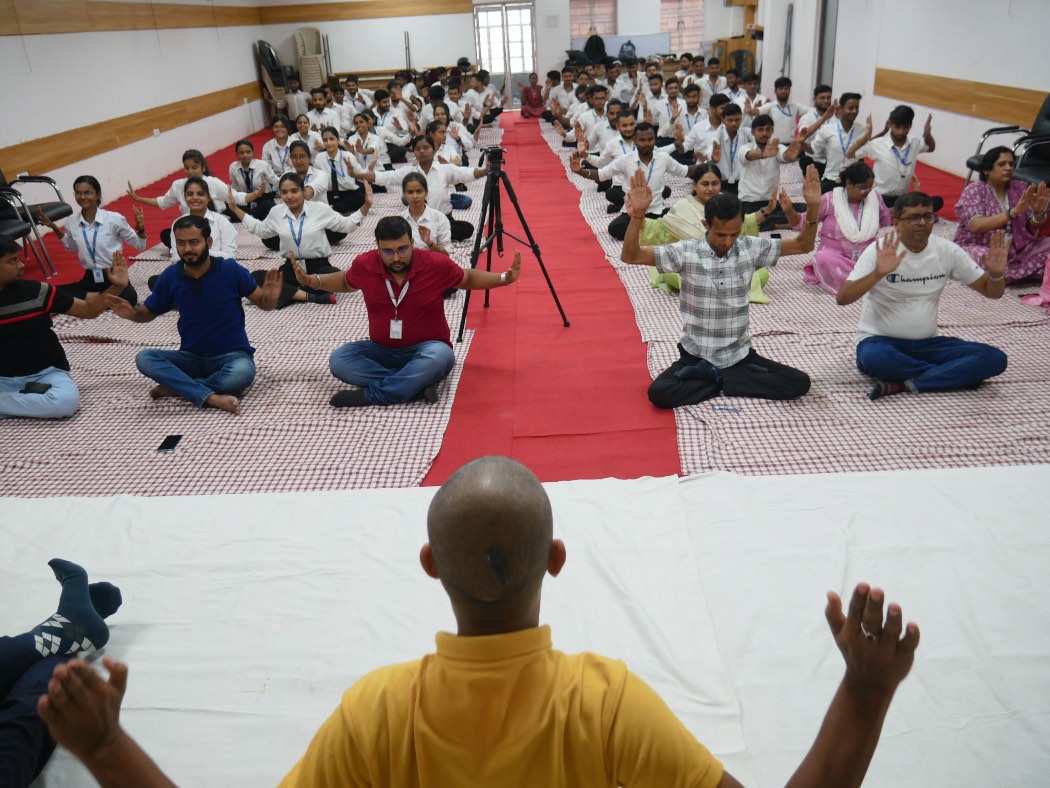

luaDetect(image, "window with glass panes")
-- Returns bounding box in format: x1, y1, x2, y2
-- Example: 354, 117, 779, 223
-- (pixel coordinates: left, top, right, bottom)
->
569, 0, 616, 38
660, 0, 705, 54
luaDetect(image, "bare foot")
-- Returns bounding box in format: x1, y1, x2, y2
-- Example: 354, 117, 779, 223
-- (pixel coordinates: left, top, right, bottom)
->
149, 385, 178, 399
204, 394, 241, 414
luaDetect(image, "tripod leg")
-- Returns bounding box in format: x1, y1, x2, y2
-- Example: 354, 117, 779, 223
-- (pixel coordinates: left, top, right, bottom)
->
483, 182, 500, 308
498, 171, 570, 327
457, 171, 496, 343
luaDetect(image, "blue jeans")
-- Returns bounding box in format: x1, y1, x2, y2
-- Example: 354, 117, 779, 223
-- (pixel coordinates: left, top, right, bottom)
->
135, 349, 256, 407
0, 368, 79, 420
856, 335, 1007, 392
329, 340, 455, 405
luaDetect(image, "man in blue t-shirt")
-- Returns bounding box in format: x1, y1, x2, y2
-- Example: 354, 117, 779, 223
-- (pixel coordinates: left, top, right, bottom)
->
105, 215, 283, 415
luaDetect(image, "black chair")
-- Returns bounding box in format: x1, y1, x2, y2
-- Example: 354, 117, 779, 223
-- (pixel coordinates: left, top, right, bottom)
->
0, 170, 73, 277
965, 94, 1050, 185
0, 190, 52, 277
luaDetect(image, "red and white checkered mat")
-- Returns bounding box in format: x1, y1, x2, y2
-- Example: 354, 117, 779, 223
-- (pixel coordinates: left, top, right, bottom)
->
1, 329, 473, 497
1, 128, 517, 497
648, 322, 1050, 476
537, 120, 1050, 475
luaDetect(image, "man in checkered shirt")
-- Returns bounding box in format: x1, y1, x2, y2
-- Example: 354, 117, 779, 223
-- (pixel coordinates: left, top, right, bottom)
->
621, 166, 823, 408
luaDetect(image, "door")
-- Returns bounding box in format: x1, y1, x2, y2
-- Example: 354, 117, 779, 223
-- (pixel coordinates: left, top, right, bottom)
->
474, 3, 536, 107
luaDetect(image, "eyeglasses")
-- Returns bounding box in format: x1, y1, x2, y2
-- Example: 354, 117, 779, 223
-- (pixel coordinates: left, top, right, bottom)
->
379, 245, 412, 260
901, 213, 939, 226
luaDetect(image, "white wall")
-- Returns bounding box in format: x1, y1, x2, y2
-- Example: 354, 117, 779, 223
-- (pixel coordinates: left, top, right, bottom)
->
703, 1, 745, 43
617, 0, 658, 36
534, 0, 572, 75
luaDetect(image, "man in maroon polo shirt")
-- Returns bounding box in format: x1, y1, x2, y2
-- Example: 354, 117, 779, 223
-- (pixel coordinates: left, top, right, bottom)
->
292, 215, 520, 406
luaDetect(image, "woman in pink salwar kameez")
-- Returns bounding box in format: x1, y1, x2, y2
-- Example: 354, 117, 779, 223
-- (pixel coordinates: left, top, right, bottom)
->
797, 161, 893, 295
953, 146, 1050, 283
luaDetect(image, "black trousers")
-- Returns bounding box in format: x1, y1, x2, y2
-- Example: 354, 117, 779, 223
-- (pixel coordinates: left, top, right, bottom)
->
448, 213, 474, 242
387, 143, 408, 163
884, 193, 945, 212
820, 178, 840, 194
252, 257, 341, 308
739, 199, 805, 231
328, 187, 366, 215
798, 154, 826, 180
57, 268, 138, 306
224, 195, 276, 223
608, 209, 666, 241
648, 344, 811, 409
0, 650, 64, 788
606, 185, 671, 211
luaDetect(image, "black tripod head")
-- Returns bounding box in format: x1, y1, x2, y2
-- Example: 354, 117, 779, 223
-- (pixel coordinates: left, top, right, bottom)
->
481, 145, 507, 175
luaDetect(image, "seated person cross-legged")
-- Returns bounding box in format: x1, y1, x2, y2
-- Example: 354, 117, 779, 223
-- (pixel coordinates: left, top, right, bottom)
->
837, 193, 1009, 401
621, 166, 823, 409
0, 239, 131, 420
290, 216, 519, 408
104, 215, 285, 415
38, 456, 921, 788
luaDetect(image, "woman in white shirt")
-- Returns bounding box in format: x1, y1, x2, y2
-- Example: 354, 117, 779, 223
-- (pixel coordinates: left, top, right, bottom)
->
39, 175, 144, 305
127, 149, 239, 247
227, 172, 372, 308
169, 177, 239, 262
347, 113, 381, 175
315, 127, 365, 215
400, 172, 452, 254
261, 115, 293, 175
227, 139, 278, 221
290, 114, 324, 153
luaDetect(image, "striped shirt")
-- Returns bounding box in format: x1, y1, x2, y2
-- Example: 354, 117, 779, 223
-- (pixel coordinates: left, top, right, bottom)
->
654, 235, 781, 367
0, 281, 75, 376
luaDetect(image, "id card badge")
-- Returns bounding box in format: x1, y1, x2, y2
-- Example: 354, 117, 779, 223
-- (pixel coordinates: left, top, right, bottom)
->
390, 319, 403, 340
92, 269, 105, 284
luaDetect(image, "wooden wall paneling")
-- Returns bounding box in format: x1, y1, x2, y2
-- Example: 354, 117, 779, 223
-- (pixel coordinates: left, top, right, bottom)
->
1, 0, 468, 36
874, 68, 1046, 129
0, 83, 261, 177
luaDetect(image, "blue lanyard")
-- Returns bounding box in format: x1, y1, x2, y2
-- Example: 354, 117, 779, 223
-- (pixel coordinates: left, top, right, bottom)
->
685, 112, 697, 130
277, 145, 289, 168
891, 144, 912, 167
328, 155, 345, 177
287, 214, 306, 254
728, 135, 739, 163
81, 222, 100, 263
837, 123, 855, 155
775, 103, 793, 117
377, 111, 387, 127
620, 140, 635, 154
637, 158, 655, 183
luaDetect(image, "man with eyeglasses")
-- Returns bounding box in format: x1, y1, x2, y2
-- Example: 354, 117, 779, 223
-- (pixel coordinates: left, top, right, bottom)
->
291, 216, 520, 407
837, 192, 1009, 401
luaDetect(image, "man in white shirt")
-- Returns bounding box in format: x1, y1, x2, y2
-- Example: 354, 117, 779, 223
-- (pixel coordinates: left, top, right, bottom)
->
678, 94, 730, 164
699, 58, 727, 106
419, 86, 461, 128
370, 89, 410, 165
807, 92, 862, 192
702, 103, 754, 193
720, 69, 744, 105
837, 194, 1009, 401
737, 72, 766, 129
283, 76, 310, 120
562, 85, 609, 148
395, 71, 423, 112
612, 59, 639, 105
846, 104, 941, 211
584, 98, 623, 154
674, 53, 693, 81
571, 122, 699, 239
652, 77, 686, 145
544, 67, 578, 127
737, 115, 805, 227
795, 84, 834, 179
756, 77, 809, 142
682, 56, 707, 89
581, 112, 638, 211
307, 89, 340, 134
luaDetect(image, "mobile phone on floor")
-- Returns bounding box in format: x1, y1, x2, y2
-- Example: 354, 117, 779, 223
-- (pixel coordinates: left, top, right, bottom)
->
157, 435, 183, 453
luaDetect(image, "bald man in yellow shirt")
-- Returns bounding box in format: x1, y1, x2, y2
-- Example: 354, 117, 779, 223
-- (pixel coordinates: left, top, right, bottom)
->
38, 457, 920, 788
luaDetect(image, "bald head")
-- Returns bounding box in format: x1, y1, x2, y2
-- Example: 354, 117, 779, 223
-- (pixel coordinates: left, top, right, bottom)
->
427, 457, 554, 625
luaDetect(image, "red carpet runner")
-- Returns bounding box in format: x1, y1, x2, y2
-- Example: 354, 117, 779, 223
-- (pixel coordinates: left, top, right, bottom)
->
423, 112, 680, 483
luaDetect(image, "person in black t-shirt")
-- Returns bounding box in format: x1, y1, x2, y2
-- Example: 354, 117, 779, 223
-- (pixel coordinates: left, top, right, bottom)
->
0, 237, 129, 420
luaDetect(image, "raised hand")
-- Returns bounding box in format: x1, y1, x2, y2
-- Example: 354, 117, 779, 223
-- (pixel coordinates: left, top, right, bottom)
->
103, 294, 135, 319
923, 113, 932, 136
693, 148, 708, 163
873, 229, 906, 275
37, 656, 129, 765
823, 99, 839, 121
109, 252, 130, 289
125, 181, 139, 200
449, 124, 461, 141
391, 116, 403, 131
505, 250, 522, 283
673, 123, 685, 145
710, 140, 722, 163
569, 151, 583, 173
1033, 182, 1050, 214
437, 155, 449, 165
1014, 184, 1038, 215
985, 230, 1009, 278
37, 208, 58, 230
825, 583, 920, 697
864, 113, 873, 135
361, 180, 373, 213
801, 164, 821, 207
261, 267, 284, 304
643, 107, 653, 125
671, 101, 682, 119
779, 186, 800, 225
286, 253, 311, 287
764, 136, 781, 157
624, 168, 653, 218
132, 205, 145, 233
763, 192, 778, 216
419, 224, 432, 247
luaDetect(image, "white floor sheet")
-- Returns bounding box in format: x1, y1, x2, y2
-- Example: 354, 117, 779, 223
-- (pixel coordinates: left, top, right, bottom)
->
3, 466, 1049, 786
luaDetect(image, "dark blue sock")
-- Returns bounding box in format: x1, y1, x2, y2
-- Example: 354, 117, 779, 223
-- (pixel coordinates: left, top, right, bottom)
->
89, 582, 123, 619
32, 559, 110, 657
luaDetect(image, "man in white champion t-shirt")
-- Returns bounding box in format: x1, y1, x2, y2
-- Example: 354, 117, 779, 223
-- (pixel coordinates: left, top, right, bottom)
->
837, 193, 1008, 401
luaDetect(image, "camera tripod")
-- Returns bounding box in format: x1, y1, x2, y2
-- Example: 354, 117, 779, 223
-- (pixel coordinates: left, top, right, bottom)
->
455, 147, 569, 343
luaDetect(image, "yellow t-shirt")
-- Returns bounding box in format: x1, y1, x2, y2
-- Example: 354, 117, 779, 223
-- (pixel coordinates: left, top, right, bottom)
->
279, 625, 723, 788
